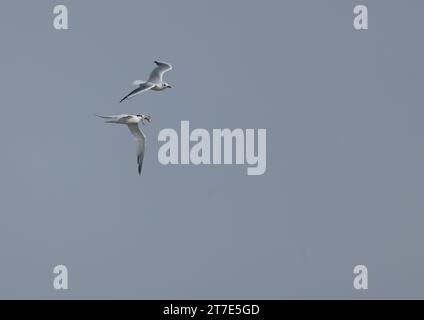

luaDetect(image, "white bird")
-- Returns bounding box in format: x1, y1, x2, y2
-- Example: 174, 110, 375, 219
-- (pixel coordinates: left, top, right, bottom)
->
96, 114, 151, 175
120, 60, 173, 103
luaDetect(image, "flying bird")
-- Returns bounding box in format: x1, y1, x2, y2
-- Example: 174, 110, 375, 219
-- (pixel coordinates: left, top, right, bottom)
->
96, 114, 151, 175
120, 60, 173, 103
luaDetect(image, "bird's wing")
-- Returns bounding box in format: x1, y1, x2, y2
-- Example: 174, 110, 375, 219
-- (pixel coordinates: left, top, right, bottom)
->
127, 124, 146, 175
120, 82, 155, 103
148, 60, 173, 84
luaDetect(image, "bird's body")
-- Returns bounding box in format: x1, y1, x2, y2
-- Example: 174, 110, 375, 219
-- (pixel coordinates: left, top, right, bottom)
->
151, 84, 168, 91
96, 114, 151, 175
120, 61, 173, 103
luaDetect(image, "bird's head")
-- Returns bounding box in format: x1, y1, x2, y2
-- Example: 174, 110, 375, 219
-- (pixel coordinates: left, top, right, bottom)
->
137, 114, 151, 125
163, 82, 172, 89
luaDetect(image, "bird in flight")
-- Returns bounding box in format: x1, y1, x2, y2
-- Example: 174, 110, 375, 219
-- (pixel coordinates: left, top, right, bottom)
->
96, 114, 151, 175
120, 60, 173, 103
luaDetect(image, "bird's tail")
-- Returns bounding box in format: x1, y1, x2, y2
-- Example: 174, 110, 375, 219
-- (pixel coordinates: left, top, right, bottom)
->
95, 114, 117, 123
95, 114, 109, 119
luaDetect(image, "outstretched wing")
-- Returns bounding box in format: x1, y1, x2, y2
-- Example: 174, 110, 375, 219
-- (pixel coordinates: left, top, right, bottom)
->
120, 82, 155, 103
127, 124, 146, 175
148, 60, 173, 84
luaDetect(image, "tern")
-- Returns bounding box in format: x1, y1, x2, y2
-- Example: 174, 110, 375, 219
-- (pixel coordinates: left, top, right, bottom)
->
120, 60, 173, 103
97, 114, 151, 175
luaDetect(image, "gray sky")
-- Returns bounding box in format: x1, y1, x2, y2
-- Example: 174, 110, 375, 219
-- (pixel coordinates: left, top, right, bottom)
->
0, 0, 423, 299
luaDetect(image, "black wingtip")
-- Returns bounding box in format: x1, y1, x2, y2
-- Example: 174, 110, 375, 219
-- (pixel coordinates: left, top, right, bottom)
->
154, 60, 160, 65
137, 156, 142, 175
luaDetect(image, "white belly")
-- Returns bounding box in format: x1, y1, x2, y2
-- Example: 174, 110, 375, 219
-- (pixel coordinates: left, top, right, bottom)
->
151, 85, 165, 91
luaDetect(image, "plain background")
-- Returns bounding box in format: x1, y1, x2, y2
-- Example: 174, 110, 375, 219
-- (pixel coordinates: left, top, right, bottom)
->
0, 0, 423, 299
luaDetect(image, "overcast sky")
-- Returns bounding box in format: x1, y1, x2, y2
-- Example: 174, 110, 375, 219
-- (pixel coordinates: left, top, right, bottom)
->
0, 0, 423, 299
